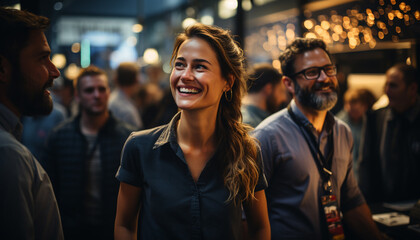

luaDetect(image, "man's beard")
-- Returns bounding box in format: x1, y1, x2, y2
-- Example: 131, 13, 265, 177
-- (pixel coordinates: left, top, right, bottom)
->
294, 80, 338, 111
8, 63, 53, 116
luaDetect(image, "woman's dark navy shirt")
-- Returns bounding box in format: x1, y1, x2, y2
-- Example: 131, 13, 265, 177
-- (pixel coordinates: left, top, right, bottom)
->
116, 112, 267, 240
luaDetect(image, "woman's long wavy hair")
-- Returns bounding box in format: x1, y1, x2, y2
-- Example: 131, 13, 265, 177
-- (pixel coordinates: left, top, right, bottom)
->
170, 23, 260, 205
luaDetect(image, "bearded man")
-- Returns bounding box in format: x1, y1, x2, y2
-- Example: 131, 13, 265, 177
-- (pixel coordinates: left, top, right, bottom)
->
0, 7, 63, 239
253, 38, 384, 240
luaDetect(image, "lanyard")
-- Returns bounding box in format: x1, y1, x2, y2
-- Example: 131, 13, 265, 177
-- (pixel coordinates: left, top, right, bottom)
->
287, 105, 334, 193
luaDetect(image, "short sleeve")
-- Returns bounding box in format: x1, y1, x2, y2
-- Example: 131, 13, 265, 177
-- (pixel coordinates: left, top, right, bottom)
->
254, 146, 268, 192
253, 128, 275, 182
115, 133, 143, 187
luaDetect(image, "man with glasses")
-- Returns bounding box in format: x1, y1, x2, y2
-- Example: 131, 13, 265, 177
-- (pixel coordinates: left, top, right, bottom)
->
253, 38, 383, 239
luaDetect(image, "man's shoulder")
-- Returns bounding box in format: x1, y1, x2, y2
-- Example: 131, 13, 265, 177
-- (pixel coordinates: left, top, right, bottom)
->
107, 114, 137, 135
0, 130, 34, 170
255, 108, 289, 131
51, 116, 77, 132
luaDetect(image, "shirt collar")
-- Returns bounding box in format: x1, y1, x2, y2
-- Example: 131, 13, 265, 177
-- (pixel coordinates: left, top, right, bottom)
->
153, 111, 181, 149
0, 103, 23, 140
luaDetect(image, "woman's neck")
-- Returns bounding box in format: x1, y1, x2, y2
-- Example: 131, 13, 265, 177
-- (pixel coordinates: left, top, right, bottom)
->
177, 109, 218, 149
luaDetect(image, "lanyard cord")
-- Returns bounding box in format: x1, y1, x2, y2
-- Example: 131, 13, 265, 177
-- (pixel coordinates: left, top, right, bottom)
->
287, 105, 334, 182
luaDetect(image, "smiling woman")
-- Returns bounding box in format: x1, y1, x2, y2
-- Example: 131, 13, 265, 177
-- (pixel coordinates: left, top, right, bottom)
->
114, 23, 270, 240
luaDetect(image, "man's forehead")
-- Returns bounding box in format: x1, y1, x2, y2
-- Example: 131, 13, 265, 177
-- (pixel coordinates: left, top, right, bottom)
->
294, 48, 331, 69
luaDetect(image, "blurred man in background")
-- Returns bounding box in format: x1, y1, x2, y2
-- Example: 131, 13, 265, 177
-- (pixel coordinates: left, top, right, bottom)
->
43, 65, 134, 240
359, 63, 420, 203
336, 88, 375, 178
241, 63, 289, 127
109, 62, 143, 129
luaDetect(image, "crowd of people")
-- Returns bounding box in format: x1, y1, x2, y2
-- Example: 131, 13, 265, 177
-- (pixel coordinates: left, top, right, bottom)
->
1, 6, 419, 240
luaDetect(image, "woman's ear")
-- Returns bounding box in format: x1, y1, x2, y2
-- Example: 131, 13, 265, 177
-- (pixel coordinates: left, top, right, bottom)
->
224, 74, 234, 92
282, 76, 295, 96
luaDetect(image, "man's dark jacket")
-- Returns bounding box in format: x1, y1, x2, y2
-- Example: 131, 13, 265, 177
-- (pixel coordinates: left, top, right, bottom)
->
41, 112, 134, 240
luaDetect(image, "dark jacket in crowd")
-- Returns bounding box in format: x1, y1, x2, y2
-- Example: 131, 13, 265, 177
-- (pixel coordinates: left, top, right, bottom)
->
41, 112, 134, 240
358, 105, 420, 203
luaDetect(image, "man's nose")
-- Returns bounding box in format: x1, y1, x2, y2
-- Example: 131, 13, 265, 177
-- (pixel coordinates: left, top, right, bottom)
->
49, 59, 60, 79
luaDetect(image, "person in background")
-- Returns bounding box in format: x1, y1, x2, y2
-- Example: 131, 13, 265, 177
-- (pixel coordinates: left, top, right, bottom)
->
109, 61, 143, 129
42, 65, 134, 240
359, 63, 420, 203
241, 63, 289, 128
114, 23, 270, 240
336, 88, 375, 178
21, 104, 65, 159
253, 38, 383, 240
52, 76, 78, 118
0, 7, 63, 240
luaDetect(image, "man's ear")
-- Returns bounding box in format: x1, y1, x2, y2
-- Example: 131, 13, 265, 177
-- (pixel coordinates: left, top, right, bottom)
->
0, 55, 11, 84
282, 76, 295, 95
262, 83, 273, 96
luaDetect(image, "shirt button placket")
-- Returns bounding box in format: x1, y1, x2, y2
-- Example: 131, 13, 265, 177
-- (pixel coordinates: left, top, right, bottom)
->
191, 186, 201, 239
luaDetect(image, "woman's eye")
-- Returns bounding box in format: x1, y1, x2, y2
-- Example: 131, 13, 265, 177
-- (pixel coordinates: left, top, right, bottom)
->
196, 64, 206, 70
175, 62, 185, 68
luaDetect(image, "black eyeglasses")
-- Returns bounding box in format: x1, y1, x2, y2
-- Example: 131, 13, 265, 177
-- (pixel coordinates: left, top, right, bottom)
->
290, 65, 337, 80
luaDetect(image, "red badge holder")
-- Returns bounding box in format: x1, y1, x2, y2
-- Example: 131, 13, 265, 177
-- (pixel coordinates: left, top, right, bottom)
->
321, 179, 345, 240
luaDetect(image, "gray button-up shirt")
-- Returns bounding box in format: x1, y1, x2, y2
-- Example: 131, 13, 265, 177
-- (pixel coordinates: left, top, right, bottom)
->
0, 104, 63, 240
253, 100, 365, 240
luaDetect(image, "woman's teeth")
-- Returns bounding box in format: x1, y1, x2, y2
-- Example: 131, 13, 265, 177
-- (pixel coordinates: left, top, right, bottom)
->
179, 87, 199, 93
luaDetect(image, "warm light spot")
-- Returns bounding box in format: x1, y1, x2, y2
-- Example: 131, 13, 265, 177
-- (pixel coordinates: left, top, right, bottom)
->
286, 29, 295, 40
415, 11, 420, 20
201, 15, 214, 25
391, 0, 396, 5
332, 33, 340, 41
182, 18, 197, 29
395, 26, 401, 33
378, 31, 384, 39
399, 2, 406, 11
388, 13, 395, 20
64, 63, 80, 81
392, 35, 399, 42
333, 25, 343, 34
304, 32, 317, 39
263, 42, 271, 51
272, 59, 280, 70
51, 54, 66, 69
71, 43, 80, 53
304, 20, 314, 29
369, 39, 376, 48
143, 48, 159, 64
132, 24, 143, 33
321, 20, 330, 30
